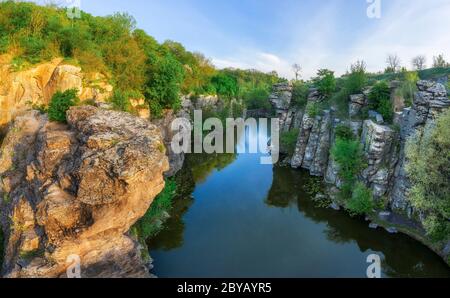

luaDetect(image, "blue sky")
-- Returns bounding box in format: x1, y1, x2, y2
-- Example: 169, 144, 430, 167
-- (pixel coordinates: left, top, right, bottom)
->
35, 0, 450, 79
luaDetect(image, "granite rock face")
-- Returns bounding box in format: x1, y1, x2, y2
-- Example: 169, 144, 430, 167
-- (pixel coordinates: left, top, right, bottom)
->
0, 56, 113, 132
0, 106, 169, 278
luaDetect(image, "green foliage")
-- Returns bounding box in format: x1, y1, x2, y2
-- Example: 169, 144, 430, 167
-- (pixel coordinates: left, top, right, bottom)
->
211, 72, 238, 99
335, 124, 355, 141
280, 129, 299, 155
332, 138, 365, 184
242, 87, 271, 110
347, 182, 375, 216
332, 137, 366, 201
292, 81, 309, 108
146, 53, 185, 111
0, 1, 284, 114
48, 89, 79, 123
368, 81, 393, 123
405, 109, 450, 242
312, 69, 336, 99
396, 71, 419, 107
109, 89, 132, 112
134, 179, 177, 240
345, 60, 368, 94
305, 101, 321, 118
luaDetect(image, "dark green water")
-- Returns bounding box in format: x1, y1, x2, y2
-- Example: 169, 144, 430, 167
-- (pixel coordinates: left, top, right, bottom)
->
149, 128, 450, 278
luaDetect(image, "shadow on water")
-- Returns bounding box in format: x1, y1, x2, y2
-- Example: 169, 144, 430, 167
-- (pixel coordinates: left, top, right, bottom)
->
266, 166, 450, 278
148, 123, 450, 278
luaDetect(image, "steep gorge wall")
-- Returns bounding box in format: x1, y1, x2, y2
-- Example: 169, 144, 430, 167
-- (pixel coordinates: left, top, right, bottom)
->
270, 80, 450, 263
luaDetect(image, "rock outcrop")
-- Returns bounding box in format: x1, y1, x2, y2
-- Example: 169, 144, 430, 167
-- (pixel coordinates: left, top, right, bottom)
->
0, 106, 169, 277
0, 56, 113, 133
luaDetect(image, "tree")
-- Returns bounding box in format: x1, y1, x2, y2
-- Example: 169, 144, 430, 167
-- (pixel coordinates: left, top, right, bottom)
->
292, 63, 302, 81
146, 54, 185, 115
432, 54, 449, 68
368, 81, 393, 123
312, 69, 336, 99
211, 72, 238, 99
385, 54, 401, 73
346, 60, 368, 94
412, 55, 426, 70
406, 109, 450, 241
350, 60, 366, 73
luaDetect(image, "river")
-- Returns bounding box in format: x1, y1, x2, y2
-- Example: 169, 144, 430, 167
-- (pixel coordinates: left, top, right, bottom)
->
148, 124, 450, 278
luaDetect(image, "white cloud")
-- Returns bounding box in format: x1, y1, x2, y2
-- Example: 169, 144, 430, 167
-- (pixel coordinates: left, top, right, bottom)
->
211, 0, 450, 80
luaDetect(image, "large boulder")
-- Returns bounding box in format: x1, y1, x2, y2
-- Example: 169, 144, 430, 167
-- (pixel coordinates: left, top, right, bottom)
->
0, 106, 169, 277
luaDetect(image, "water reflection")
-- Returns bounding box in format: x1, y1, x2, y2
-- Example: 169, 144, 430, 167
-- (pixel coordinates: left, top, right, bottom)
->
148, 122, 450, 278
266, 166, 450, 278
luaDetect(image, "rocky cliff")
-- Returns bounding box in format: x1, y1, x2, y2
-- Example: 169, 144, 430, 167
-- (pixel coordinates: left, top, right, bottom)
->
0, 55, 113, 133
272, 80, 450, 263
0, 106, 169, 277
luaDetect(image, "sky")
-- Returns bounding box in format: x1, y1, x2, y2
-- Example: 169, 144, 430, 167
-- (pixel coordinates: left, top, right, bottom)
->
33, 0, 450, 79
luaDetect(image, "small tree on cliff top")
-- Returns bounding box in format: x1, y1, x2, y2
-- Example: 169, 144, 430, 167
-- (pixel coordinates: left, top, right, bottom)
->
312, 69, 336, 99
48, 89, 80, 123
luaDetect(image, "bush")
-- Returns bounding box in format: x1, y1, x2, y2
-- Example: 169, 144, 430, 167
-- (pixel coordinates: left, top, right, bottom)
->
347, 182, 374, 216
368, 81, 393, 123
292, 81, 309, 108
243, 87, 271, 110
332, 138, 365, 184
406, 109, 450, 242
48, 89, 79, 122
335, 124, 355, 141
280, 129, 299, 155
332, 137, 366, 200
312, 69, 336, 99
306, 101, 321, 118
134, 179, 177, 240
110, 89, 132, 112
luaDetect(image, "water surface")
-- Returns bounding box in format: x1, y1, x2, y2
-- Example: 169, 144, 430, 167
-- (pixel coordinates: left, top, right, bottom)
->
149, 127, 450, 278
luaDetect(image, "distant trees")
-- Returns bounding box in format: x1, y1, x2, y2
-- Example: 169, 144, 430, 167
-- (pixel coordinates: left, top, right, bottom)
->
385, 54, 401, 73
412, 55, 427, 70
0, 1, 285, 118
432, 54, 449, 68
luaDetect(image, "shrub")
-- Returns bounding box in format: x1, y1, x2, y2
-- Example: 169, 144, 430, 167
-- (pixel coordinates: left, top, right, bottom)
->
312, 69, 336, 99
280, 129, 299, 155
335, 124, 355, 141
48, 89, 79, 122
110, 89, 132, 112
368, 81, 393, 123
306, 101, 321, 118
292, 81, 309, 108
347, 182, 374, 216
406, 109, 450, 242
243, 87, 271, 110
332, 138, 365, 184
332, 137, 366, 200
